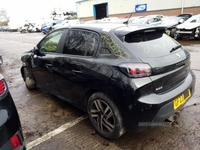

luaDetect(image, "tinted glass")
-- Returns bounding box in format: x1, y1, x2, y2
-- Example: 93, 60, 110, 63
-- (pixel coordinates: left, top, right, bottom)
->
98, 37, 111, 54
123, 31, 179, 57
39, 30, 64, 53
63, 30, 98, 56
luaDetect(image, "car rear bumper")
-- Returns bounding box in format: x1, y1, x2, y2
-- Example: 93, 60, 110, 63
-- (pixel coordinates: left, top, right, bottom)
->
0, 131, 26, 150
126, 70, 196, 132
0, 93, 26, 150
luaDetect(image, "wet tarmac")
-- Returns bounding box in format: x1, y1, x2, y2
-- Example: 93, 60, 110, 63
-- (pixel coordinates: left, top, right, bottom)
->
0, 32, 199, 150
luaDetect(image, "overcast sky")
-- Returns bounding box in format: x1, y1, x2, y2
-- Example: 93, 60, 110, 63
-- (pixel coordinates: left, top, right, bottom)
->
1, 0, 77, 21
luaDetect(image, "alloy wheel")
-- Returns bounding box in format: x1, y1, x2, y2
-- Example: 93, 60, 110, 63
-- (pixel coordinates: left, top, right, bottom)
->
90, 99, 115, 133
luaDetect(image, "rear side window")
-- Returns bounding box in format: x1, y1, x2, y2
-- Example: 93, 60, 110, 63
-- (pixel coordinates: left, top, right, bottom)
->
63, 30, 99, 56
123, 30, 178, 57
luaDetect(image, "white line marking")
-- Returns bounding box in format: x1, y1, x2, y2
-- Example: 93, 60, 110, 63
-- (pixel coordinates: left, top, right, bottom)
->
26, 115, 87, 150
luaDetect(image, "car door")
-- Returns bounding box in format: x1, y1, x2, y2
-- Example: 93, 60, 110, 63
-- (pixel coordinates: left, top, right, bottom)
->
31, 29, 66, 95
53, 29, 99, 106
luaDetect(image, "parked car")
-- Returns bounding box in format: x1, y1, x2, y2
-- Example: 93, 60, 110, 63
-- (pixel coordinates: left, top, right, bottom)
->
125, 16, 144, 24
175, 14, 200, 39
0, 74, 26, 150
104, 16, 144, 24
34, 22, 44, 32
0, 26, 8, 31
131, 16, 162, 25
146, 14, 165, 20
52, 20, 80, 30
19, 23, 38, 33
41, 20, 62, 34
40, 22, 54, 34
50, 20, 66, 30
159, 16, 186, 37
21, 23, 196, 139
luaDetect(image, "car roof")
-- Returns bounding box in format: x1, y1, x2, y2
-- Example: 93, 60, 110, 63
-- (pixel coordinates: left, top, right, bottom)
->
162, 16, 183, 20
60, 23, 124, 32
57, 23, 166, 36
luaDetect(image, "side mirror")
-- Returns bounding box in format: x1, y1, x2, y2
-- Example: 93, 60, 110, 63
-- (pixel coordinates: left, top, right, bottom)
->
32, 46, 39, 54
32, 46, 46, 56
178, 19, 184, 24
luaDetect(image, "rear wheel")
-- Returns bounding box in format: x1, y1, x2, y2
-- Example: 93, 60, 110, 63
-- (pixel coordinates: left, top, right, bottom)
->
87, 92, 125, 139
23, 67, 36, 90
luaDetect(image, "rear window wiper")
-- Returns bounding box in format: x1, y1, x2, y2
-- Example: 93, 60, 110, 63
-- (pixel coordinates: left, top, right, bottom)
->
170, 44, 182, 53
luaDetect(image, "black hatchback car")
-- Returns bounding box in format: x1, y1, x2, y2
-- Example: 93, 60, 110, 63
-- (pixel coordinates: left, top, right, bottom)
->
0, 74, 26, 150
21, 23, 195, 139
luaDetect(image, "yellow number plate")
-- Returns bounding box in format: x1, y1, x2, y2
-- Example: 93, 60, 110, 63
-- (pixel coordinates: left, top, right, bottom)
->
173, 89, 191, 110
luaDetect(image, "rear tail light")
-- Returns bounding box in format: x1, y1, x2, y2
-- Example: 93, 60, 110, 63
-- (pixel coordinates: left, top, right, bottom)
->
119, 63, 152, 78
0, 79, 6, 96
10, 135, 21, 148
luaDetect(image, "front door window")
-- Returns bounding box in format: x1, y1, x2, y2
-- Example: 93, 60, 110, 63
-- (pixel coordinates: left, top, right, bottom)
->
39, 30, 64, 53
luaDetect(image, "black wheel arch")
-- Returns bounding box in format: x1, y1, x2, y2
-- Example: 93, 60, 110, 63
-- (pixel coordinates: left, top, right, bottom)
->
82, 86, 127, 112
21, 62, 35, 81
82, 82, 134, 117
21, 66, 25, 81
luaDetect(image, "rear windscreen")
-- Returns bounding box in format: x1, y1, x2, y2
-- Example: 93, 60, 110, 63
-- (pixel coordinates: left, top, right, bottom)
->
123, 30, 179, 57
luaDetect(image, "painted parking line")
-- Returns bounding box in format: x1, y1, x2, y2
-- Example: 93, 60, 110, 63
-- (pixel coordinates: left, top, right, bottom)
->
26, 115, 87, 150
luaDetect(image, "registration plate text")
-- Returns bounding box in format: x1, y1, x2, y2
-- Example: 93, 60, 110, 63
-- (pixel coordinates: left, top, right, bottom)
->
173, 89, 191, 110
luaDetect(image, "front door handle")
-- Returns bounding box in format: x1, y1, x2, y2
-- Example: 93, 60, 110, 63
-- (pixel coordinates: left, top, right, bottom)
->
72, 70, 82, 74
46, 64, 53, 68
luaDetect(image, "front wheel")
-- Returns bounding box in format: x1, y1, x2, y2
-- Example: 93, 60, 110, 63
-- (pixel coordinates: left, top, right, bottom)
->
21, 29, 26, 33
23, 67, 36, 90
170, 28, 176, 38
87, 92, 126, 139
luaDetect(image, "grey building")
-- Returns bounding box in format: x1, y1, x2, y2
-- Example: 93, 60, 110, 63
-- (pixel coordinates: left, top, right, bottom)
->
76, 0, 200, 21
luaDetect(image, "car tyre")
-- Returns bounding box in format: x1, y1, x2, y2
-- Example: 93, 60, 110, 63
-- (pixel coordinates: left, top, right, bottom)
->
170, 28, 176, 38
21, 29, 26, 33
87, 92, 126, 139
24, 67, 36, 90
